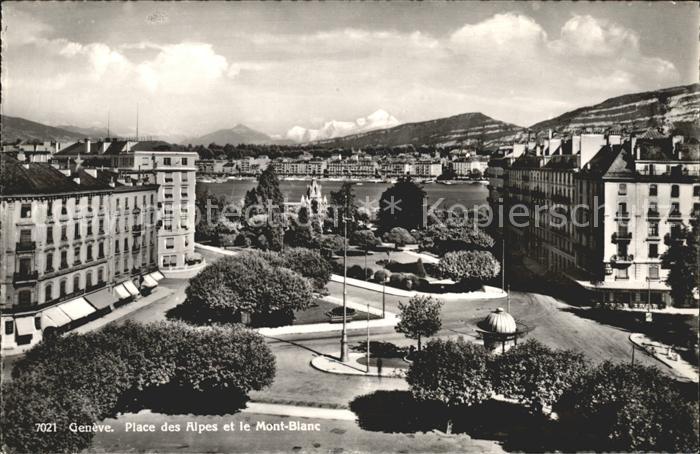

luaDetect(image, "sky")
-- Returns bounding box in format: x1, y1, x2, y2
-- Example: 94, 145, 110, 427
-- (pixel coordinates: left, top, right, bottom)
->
1, 2, 697, 140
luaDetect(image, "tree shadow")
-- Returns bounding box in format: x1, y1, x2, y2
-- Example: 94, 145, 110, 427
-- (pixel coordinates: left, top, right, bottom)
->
116, 384, 249, 416
351, 341, 406, 358
349, 391, 574, 452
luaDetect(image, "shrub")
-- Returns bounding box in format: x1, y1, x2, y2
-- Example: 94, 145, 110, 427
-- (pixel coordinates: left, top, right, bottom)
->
373, 269, 391, 282
382, 227, 417, 248
348, 264, 366, 280
280, 247, 331, 290
490, 339, 589, 413
556, 361, 699, 452
407, 338, 492, 433
364, 267, 375, 280
437, 250, 501, 285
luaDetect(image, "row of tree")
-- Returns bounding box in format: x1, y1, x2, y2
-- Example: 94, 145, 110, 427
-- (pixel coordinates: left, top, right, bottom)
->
1, 322, 276, 454
407, 338, 699, 451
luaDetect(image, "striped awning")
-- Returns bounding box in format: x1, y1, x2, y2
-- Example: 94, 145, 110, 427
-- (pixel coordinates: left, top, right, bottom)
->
58, 297, 95, 320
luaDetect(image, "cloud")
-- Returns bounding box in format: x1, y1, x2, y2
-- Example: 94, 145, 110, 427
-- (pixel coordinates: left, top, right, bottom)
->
1, 8, 684, 136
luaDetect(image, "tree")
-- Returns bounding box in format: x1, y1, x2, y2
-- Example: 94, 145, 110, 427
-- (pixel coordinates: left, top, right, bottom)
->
556, 361, 699, 452
327, 181, 359, 235
319, 234, 345, 258
378, 177, 427, 232
382, 227, 416, 248
242, 166, 284, 219
395, 295, 443, 351
406, 338, 492, 434
419, 222, 495, 256
352, 229, 380, 276
490, 339, 588, 413
437, 250, 500, 285
281, 247, 332, 290
662, 223, 699, 307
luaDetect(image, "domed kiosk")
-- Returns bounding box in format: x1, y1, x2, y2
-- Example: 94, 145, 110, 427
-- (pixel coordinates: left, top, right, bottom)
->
476, 307, 527, 354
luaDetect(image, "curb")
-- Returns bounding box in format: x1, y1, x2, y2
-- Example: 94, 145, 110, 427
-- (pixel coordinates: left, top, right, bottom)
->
310, 353, 407, 378
629, 333, 699, 383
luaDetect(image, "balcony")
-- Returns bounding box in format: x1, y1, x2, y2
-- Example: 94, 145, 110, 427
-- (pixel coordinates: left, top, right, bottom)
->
16, 241, 36, 252
615, 211, 630, 220
611, 232, 632, 242
610, 254, 634, 264
668, 210, 683, 220
646, 209, 660, 219
13, 270, 39, 286
132, 224, 143, 233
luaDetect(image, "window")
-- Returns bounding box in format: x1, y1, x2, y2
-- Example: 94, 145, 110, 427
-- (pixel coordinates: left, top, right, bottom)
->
99, 195, 104, 208
649, 184, 657, 196
115, 240, 120, 253
163, 219, 172, 231
616, 268, 628, 279
34, 317, 41, 330
20, 229, 32, 244
98, 267, 104, 283
60, 251, 68, 269
618, 184, 627, 195
671, 185, 679, 198
648, 222, 658, 237
87, 222, 93, 236
125, 198, 130, 209
18, 290, 31, 306
649, 243, 658, 258
164, 172, 174, 183
45, 284, 52, 301
86, 245, 93, 262
617, 202, 627, 215
46, 253, 54, 272
73, 275, 80, 292
73, 246, 81, 264
617, 243, 628, 257
671, 202, 680, 213
98, 242, 104, 258
123, 238, 128, 251
649, 265, 660, 280
61, 200, 68, 215
182, 158, 188, 166
151, 194, 155, 204
60, 279, 67, 296
694, 186, 700, 197
164, 189, 173, 200
115, 218, 120, 232
165, 238, 175, 249
182, 173, 189, 182
123, 260, 128, 272
18, 257, 31, 274
5, 321, 14, 335
163, 157, 172, 166
86, 271, 93, 288
61, 225, 68, 241
99, 219, 104, 234
20, 203, 32, 218
74, 222, 80, 239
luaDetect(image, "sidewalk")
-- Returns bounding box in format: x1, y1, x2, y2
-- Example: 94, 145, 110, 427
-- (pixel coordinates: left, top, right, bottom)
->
72, 286, 174, 335
243, 402, 357, 421
311, 352, 407, 378
629, 333, 699, 383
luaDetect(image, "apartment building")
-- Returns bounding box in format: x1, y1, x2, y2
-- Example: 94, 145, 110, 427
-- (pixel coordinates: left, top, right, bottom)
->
495, 130, 699, 307
0, 155, 162, 352
412, 160, 443, 178
451, 156, 490, 177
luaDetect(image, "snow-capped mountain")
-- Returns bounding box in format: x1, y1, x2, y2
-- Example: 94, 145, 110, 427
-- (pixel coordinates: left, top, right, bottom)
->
286, 110, 400, 143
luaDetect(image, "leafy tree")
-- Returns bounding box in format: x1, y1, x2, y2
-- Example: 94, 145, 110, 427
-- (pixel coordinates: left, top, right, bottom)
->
437, 250, 500, 285
556, 361, 699, 452
352, 229, 381, 275
242, 165, 284, 219
319, 234, 345, 257
281, 247, 331, 290
407, 338, 492, 433
419, 222, 495, 256
490, 339, 588, 413
662, 223, 699, 307
378, 177, 427, 232
395, 295, 443, 351
327, 181, 360, 235
382, 227, 416, 248
284, 223, 316, 249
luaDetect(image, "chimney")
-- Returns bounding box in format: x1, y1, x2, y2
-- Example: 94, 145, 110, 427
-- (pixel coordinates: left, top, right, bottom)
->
85, 138, 91, 155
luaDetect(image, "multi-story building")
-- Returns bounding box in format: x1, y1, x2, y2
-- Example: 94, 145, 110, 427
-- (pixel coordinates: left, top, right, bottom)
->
412, 160, 443, 178
494, 129, 699, 307
0, 155, 162, 352
451, 156, 490, 178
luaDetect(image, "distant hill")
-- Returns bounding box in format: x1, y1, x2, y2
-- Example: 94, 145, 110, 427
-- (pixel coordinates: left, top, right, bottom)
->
185, 124, 289, 146
529, 83, 700, 135
1, 115, 85, 143
56, 125, 113, 139
313, 112, 522, 149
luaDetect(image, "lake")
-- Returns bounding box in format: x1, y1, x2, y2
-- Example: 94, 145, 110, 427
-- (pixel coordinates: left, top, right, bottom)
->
199, 179, 489, 211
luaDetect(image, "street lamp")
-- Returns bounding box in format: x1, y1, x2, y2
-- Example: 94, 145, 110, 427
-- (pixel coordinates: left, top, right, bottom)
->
340, 214, 349, 362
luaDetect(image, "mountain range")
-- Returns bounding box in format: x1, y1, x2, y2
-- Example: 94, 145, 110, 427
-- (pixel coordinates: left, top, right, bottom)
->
285, 109, 400, 143
3, 83, 698, 148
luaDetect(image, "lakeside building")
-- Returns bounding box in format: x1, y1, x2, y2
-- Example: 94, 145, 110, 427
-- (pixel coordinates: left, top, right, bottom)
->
0, 155, 164, 352
492, 129, 699, 307
451, 156, 490, 178
413, 160, 443, 178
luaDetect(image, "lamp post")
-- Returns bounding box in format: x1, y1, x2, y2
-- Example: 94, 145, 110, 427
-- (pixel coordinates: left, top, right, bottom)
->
501, 237, 506, 291
366, 303, 371, 373
340, 215, 349, 362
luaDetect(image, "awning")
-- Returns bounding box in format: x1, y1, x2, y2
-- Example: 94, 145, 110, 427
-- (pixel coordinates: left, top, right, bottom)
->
142, 275, 158, 288
58, 297, 96, 320
85, 288, 117, 310
152, 271, 165, 281
113, 284, 131, 300
14, 317, 35, 336
42, 306, 71, 327
123, 280, 141, 297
